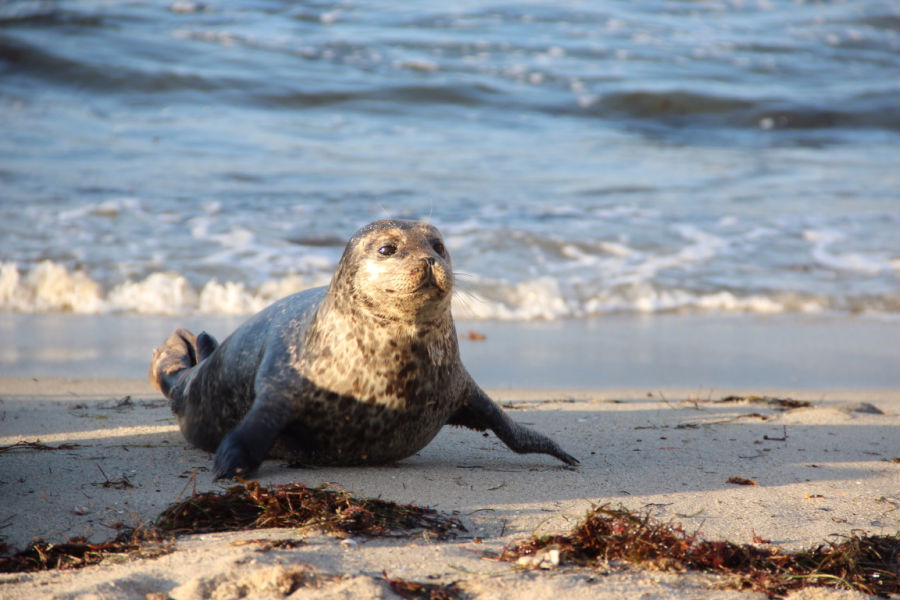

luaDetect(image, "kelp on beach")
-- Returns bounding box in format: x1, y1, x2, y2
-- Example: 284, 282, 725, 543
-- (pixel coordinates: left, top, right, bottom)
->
0, 480, 464, 573
3, 483, 897, 598
501, 504, 900, 597
155, 479, 465, 538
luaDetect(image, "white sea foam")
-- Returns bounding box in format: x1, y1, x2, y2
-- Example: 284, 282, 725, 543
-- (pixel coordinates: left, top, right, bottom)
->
0, 261, 104, 313
454, 277, 572, 321
56, 198, 143, 222
0, 262, 318, 317
108, 273, 198, 315
804, 229, 895, 275
0, 260, 885, 319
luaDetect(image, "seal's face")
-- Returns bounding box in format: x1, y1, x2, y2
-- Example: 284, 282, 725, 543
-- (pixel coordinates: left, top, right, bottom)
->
338, 220, 454, 324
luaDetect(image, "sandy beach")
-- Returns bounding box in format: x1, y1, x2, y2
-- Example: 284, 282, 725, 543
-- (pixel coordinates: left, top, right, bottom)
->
1, 377, 897, 599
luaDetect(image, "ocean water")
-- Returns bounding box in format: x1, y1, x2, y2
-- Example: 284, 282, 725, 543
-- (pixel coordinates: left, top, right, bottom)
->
2, 0, 899, 320
1, 1, 899, 383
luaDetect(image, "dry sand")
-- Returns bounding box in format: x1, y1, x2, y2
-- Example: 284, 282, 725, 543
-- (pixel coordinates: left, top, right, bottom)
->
1, 377, 897, 599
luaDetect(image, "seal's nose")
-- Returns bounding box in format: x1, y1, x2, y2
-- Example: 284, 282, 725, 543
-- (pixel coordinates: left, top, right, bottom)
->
424, 257, 436, 266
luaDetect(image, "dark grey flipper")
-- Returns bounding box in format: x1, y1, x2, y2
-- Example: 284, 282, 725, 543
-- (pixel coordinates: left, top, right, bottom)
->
213, 411, 280, 479
449, 386, 579, 466
196, 331, 219, 361
212, 385, 294, 478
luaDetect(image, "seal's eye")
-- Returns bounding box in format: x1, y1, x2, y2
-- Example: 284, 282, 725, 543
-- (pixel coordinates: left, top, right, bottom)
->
378, 244, 397, 257
432, 241, 445, 256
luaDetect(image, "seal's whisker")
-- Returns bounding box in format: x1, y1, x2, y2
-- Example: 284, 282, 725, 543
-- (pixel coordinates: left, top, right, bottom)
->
374, 201, 392, 220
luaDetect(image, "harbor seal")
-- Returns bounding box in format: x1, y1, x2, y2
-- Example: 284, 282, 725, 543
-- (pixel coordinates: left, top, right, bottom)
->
149, 219, 578, 478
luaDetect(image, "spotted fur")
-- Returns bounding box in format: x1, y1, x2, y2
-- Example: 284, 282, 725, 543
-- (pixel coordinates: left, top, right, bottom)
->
149, 220, 578, 478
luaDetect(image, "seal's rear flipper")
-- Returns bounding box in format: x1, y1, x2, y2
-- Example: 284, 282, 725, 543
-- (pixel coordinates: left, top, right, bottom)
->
148, 328, 200, 397
197, 331, 219, 361
449, 386, 579, 467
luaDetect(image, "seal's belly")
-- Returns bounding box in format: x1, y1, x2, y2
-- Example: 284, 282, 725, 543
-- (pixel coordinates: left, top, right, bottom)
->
269, 393, 455, 465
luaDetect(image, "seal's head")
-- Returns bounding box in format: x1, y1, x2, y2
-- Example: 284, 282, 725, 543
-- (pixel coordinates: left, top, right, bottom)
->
330, 220, 454, 324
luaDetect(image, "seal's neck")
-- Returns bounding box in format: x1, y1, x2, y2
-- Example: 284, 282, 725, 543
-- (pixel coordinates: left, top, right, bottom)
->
310, 292, 459, 367
349, 304, 459, 366
300, 296, 461, 406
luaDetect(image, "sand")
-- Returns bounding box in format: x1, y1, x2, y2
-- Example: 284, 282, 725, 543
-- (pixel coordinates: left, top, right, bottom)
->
1, 377, 897, 599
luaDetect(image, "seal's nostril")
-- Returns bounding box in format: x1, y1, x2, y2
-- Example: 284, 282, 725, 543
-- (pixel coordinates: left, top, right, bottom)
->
424, 257, 436, 266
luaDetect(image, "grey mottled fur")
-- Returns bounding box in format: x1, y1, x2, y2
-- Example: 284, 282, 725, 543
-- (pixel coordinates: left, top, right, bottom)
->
150, 220, 578, 478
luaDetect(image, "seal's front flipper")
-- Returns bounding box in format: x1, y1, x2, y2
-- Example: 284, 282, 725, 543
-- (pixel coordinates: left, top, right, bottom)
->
449, 386, 579, 466
213, 398, 288, 479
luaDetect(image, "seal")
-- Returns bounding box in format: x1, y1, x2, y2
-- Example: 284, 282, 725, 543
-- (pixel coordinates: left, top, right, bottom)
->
150, 219, 578, 478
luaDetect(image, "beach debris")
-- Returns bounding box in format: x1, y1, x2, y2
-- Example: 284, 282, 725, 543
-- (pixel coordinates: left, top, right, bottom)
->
0, 480, 464, 573
461, 330, 486, 341
99, 396, 133, 410
751, 531, 772, 544
763, 427, 788, 442
0, 527, 172, 572
383, 571, 465, 599
0, 440, 80, 453
92, 464, 135, 489
516, 547, 561, 569
726, 477, 758, 486
229, 538, 305, 551
716, 396, 811, 410
155, 479, 465, 538
500, 504, 900, 597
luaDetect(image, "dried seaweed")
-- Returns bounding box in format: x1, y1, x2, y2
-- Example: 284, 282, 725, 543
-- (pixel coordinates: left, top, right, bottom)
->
0, 526, 170, 573
717, 396, 811, 410
384, 571, 466, 599
501, 504, 900, 597
0, 480, 464, 573
155, 479, 464, 538
726, 476, 758, 486
93, 464, 135, 489
0, 441, 80, 453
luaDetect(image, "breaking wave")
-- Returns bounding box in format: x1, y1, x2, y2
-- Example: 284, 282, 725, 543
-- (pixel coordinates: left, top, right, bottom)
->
3, 260, 897, 320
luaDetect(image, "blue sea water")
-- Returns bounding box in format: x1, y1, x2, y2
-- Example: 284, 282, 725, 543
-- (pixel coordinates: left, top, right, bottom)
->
0, 1, 899, 382
2, 0, 899, 319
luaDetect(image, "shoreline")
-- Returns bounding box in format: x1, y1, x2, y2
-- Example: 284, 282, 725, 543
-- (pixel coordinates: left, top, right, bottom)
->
1, 378, 897, 598
3, 312, 900, 388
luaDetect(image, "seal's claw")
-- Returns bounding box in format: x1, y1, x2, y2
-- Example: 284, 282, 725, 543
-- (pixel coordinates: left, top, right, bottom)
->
557, 450, 580, 467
